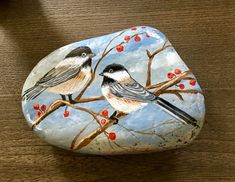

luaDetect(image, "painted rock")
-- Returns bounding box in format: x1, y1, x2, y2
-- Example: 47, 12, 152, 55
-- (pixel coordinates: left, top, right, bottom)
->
22, 26, 205, 155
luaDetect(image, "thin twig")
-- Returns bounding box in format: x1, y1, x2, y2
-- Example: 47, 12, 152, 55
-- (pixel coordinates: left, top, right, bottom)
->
118, 124, 166, 141
160, 89, 203, 96
146, 40, 172, 87
154, 70, 192, 95
70, 120, 94, 149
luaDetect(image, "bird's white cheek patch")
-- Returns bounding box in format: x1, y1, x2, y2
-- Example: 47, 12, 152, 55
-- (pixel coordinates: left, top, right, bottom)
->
22, 26, 205, 155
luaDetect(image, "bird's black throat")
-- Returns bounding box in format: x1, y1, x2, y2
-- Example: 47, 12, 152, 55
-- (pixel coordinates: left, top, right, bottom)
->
102, 76, 115, 86
82, 58, 92, 68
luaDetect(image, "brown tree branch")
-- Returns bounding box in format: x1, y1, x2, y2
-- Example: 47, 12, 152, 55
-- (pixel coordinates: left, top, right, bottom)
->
160, 89, 203, 95
146, 76, 194, 90
76, 96, 105, 103
70, 73, 201, 150
70, 120, 94, 149
70, 70, 203, 150
30, 96, 105, 129
102, 30, 126, 55
146, 40, 172, 87
71, 112, 127, 150
153, 70, 192, 95
31, 100, 65, 129
159, 89, 203, 100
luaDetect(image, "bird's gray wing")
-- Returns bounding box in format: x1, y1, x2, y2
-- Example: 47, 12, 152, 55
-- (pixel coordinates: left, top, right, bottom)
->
36, 65, 81, 87
110, 80, 156, 102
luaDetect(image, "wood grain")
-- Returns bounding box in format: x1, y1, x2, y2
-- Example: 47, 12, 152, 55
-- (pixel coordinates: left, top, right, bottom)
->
0, 0, 234, 181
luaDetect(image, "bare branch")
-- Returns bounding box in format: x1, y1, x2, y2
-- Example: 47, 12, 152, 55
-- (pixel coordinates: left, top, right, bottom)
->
146, 40, 172, 87
153, 70, 192, 95
70, 119, 115, 150
71, 112, 127, 150
146, 50, 151, 58
163, 91, 184, 100
76, 96, 105, 103
70, 120, 94, 150
160, 89, 203, 95
31, 100, 65, 129
118, 124, 166, 142
102, 30, 126, 56
31, 100, 104, 129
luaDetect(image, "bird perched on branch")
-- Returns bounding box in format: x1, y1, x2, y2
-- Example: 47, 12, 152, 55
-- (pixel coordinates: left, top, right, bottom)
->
23, 46, 96, 103
99, 63, 198, 127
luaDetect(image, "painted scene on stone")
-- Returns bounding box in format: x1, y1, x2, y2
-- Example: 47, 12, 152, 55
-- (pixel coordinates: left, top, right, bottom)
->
22, 26, 205, 155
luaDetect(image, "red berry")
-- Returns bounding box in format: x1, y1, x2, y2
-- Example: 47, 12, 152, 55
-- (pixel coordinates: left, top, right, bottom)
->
167, 72, 175, 79
131, 27, 137, 30
174, 69, 181, 74
141, 26, 146, 29
36, 111, 41, 118
189, 79, 196, 86
33, 103, 40, 110
100, 119, 106, 125
101, 110, 108, 117
109, 132, 116, 140
146, 33, 150, 38
134, 36, 141, 42
179, 84, 185, 89
63, 111, 69, 117
116, 45, 124, 52
40, 104, 46, 111
124, 35, 131, 41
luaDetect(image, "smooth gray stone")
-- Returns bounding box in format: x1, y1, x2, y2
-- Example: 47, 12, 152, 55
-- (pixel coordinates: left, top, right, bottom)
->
22, 26, 205, 155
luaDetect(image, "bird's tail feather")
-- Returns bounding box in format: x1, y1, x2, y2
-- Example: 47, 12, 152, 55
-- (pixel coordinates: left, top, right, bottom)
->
156, 97, 198, 127
22, 85, 46, 101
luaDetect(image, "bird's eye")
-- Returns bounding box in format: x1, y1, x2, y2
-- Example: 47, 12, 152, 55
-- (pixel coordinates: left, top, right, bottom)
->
81, 52, 87, 57
109, 69, 114, 73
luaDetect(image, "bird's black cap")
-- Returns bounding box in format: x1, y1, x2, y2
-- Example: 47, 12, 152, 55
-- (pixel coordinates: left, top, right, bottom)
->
65, 46, 93, 58
102, 63, 127, 74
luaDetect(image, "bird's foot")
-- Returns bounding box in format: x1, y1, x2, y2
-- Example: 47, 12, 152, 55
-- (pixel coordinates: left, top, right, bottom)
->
60, 94, 66, 101
68, 94, 77, 104
110, 111, 119, 124
110, 116, 119, 124
194, 124, 200, 129
69, 100, 77, 104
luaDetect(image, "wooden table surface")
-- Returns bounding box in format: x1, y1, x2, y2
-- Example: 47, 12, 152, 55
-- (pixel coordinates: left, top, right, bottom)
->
0, 0, 234, 181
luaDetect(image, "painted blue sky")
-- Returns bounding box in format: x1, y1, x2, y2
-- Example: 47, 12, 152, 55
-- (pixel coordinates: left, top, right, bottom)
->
22, 26, 205, 155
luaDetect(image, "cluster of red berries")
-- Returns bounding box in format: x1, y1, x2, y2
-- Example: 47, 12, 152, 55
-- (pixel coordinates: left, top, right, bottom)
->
33, 103, 47, 118
167, 69, 182, 79
116, 27, 150, 53
99, 109, 116, 140
131, 26, 146, 30
167, 69, 197, 89
99, 110, 109, 125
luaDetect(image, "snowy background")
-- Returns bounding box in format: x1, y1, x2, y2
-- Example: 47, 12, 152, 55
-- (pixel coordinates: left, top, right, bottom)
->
22, 26, 205, 155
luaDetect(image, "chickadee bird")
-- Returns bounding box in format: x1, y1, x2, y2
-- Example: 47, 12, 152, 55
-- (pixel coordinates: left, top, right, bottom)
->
23, 46, 96, 103
99, 63, 198, 127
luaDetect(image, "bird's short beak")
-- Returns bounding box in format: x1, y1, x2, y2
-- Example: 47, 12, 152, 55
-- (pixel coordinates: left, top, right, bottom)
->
89, 53, 96, 58
99, 72, 104, 76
